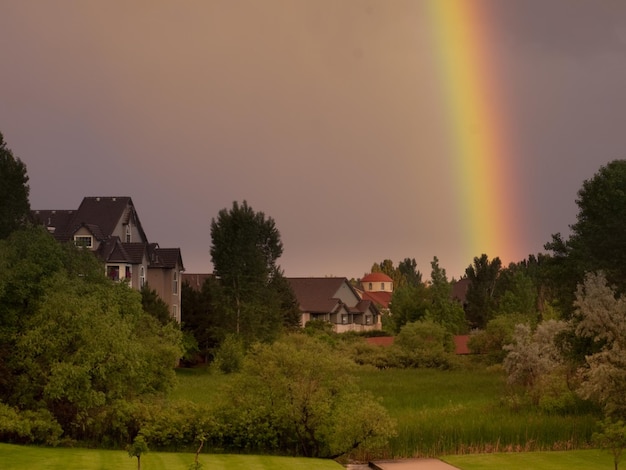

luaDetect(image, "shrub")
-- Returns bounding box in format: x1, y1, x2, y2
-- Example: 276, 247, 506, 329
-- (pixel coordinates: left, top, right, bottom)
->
0, 403, 63, 445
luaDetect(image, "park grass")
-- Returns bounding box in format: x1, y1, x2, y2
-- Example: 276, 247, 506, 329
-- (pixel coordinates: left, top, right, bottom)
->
0, 443, 344, 470
442, 449, 613, 470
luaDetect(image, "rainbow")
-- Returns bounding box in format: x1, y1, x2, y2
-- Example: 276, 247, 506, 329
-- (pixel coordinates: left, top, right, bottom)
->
427, 1, 521, 266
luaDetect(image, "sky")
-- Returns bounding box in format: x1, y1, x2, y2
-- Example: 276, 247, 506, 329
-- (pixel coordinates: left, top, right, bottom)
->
2, 1, 626, 280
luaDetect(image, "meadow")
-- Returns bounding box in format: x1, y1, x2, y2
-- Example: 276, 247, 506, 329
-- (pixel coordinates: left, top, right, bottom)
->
173, 364, 600, 459
0, 443, 344, 470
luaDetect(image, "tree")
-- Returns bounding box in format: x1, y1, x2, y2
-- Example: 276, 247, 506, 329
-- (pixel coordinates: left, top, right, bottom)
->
573, 272, 626, 418
0, 132, 30, 239
128, 434, 149, 470
370, 258, 422, 289
210, 201, 296, 344
426, 257, 467, 334
141, 284, 173, 325
464, 254, 502, 328
389, 282, 429, 333
217, 334, 395, 458
545, 160, 626, 317
593, 417, 626, 470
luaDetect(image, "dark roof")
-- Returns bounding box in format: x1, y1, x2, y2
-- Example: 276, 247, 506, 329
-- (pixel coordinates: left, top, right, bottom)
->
32, 197, 148, 244
149, 245, 184, 270
287, 277, 347, 313
32, 210, 75, 241
121, 243, 149, 264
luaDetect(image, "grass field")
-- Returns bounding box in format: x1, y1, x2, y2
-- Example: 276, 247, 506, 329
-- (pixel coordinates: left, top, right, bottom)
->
172, 365, 600, 459
354, 367, 598, 458
0, 443, 344, 470
442, 449, 613, 470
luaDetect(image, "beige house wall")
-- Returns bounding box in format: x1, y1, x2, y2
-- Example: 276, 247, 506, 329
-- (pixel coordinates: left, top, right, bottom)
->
147, 266, 182, 323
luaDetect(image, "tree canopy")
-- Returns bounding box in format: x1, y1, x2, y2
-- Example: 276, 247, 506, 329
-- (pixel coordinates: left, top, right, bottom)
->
0, 132, 30, 239
209, 201, 299, 345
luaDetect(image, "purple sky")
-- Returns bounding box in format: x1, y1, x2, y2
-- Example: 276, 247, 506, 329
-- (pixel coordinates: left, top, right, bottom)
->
2, 1, 626, 280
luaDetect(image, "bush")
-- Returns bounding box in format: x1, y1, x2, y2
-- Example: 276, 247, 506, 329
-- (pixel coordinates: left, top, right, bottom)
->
0, 403, 63, 445
212, 334, 245, 374
394, 320, 457, 369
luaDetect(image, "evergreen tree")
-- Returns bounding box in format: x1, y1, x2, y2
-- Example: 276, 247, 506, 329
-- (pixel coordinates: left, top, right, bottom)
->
0, 132, 30, 239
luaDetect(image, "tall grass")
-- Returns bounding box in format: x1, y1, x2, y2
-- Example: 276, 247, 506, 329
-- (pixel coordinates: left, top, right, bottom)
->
353, 366, 598, 459
172, 364, 599, 459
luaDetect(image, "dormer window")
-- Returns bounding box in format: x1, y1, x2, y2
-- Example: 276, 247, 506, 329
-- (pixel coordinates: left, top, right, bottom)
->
74, 235, 93, 248
368, 282, 373, 290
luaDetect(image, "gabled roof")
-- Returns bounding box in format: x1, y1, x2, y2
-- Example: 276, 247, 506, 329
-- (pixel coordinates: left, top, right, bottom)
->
287, 277, 348, 313
148, 244, 184, 270
69, 197, 148, 242
32, 210, 75, 241
33, 197, 148, 243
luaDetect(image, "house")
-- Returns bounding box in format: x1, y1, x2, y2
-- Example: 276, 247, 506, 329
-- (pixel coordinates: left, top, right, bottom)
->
287, 277, 382, 333
355, 272, 393, 311
33, 197, 184, 322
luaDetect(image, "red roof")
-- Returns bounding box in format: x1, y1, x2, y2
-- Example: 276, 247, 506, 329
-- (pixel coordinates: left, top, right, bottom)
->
361, 290, 392, 309
361, 272, 393, 283
366, 335, 472, 355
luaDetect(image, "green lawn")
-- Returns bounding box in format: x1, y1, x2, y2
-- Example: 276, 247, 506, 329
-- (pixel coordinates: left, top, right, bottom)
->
0, 443, 344, 470
443, 450, 613, 470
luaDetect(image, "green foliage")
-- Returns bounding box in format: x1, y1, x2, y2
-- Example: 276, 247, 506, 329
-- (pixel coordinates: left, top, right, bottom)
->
0, 132, 30, 239
593, 417, 626, 470
140, 401, 217, 451
128, 434, 148, 470
0, 403, 62, 445
141, 284, 173, 325
181, 277, 219, 363
209, 201, 297, 346
545, 160, 626, 318
426, 257, 467, 334
371, 258, 422, 289
0, 227, 183, 444
212, 334, 245, 373
394, 320, 456, 369
389, 283, 429, 332
467, 314, 528, 364
464, 254, 502, 328
216, 333, 396, 458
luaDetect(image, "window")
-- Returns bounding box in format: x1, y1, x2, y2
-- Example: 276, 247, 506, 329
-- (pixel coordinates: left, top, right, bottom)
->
107, 265, 120, 281
125, 225, 131, 243
368, 282, 372, 290
125, 266, 131, 280
381, 282, 385, 290
172, 305, 178, 321
341, 314, 349, 324
366, 316, 371, 325
173, 271, 178, 295
140, 266, 145, 288
74, 235, 93, 248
